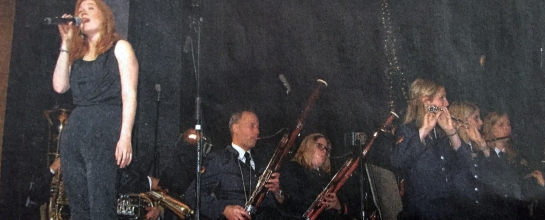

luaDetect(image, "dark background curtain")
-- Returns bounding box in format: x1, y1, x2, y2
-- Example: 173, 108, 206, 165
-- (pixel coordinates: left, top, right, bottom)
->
2, 0, 545, 218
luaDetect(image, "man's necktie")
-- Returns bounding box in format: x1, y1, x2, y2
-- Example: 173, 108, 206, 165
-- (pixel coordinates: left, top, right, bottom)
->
244, 152, 254, 170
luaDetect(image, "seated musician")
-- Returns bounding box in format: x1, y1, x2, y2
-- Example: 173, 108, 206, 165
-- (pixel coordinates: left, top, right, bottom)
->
184, 110, 283, 220
23, 158, 64, 220
25, 157, 162, 220
278, 133, 350, 220
117, 166, 162, 220
478, 112, 545, 219
449, 101, 498, 219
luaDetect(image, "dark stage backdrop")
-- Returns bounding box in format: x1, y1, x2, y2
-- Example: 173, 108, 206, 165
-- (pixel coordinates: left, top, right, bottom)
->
2, 0, 545, 218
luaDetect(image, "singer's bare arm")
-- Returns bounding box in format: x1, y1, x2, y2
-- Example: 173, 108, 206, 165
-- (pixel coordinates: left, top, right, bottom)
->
115, 39, 138, 168
52, 14, 75, 93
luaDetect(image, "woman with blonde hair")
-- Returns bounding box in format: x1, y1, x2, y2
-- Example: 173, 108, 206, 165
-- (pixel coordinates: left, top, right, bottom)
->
52, 0, 138, 219
279, 133, 350, 220
449, 101, 502, 219
391, 78, 471, 220
483, 112, 517, 163
480, 112, 545, 219
449, 101, 488, 155
483, 112, 545, 187
291, 133, 332, 174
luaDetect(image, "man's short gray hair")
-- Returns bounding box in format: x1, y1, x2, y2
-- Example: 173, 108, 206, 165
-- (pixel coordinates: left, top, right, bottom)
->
228, 110, 256, 134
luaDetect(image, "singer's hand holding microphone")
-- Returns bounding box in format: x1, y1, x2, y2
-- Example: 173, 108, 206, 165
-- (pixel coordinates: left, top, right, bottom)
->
45, 14, 80, 47
44, 15, 82, 26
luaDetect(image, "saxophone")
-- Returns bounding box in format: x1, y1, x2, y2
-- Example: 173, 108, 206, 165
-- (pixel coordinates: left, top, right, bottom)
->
48, 169, 70, 220
45, 109, 71, 220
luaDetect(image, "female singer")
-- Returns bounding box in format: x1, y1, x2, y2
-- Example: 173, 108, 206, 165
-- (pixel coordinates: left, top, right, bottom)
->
390, 78, 471, 220
279, 133, 349, 220
52, 0, 138, 219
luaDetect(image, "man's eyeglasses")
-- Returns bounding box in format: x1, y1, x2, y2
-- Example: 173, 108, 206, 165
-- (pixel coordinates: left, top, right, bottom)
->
315, 143, 331, 153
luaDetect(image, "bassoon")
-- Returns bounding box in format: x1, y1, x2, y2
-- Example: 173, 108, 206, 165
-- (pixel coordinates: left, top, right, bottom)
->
244, 79, 328, 215
303, 111, 399, 220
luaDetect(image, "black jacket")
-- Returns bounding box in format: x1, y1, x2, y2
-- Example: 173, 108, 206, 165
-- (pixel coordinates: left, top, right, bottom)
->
184, 145, 279, 220
279, 160, 350, 220
391, 122, 471, 219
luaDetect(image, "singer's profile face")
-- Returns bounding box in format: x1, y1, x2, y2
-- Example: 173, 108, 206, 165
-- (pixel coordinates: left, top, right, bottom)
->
232, 111, 260, 151
77, 0, 103, 37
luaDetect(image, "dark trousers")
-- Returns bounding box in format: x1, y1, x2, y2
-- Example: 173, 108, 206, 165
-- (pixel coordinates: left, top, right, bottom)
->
60, 106, 120, 220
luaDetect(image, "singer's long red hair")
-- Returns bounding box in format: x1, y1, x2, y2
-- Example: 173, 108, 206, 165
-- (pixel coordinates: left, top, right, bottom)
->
69, 0, 121, 63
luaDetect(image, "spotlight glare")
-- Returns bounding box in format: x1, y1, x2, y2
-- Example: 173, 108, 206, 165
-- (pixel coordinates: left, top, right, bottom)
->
188, 134, 197, 140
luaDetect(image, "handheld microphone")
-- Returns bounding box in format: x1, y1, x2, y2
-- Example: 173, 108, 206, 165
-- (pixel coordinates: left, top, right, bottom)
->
43, 17, 82, 26
278, 74, 291, 94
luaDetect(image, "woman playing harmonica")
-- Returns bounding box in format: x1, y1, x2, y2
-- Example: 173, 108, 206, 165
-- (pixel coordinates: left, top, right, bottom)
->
390, 78, 472, 220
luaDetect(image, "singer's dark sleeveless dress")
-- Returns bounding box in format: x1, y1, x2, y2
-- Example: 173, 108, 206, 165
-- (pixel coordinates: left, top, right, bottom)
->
60, 41, 121, 220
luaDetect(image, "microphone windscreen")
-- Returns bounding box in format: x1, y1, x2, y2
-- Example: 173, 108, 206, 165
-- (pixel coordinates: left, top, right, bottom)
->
278, 74, 291, 94
73, 17, 82, 26
183, 36, 192, 53
278, 74, 287, 82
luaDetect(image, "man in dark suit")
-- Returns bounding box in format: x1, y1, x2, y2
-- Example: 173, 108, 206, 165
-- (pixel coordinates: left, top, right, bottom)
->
185, 110, 284, 220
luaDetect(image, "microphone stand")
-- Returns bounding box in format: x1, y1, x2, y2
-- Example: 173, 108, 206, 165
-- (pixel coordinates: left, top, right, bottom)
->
347, 133, 368, 219
357, 141, 366, 220
152, 85, 161, 177
188, 4, 203, 219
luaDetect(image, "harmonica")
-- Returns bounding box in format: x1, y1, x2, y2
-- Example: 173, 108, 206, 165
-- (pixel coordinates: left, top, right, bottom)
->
428, 105, 468, 127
